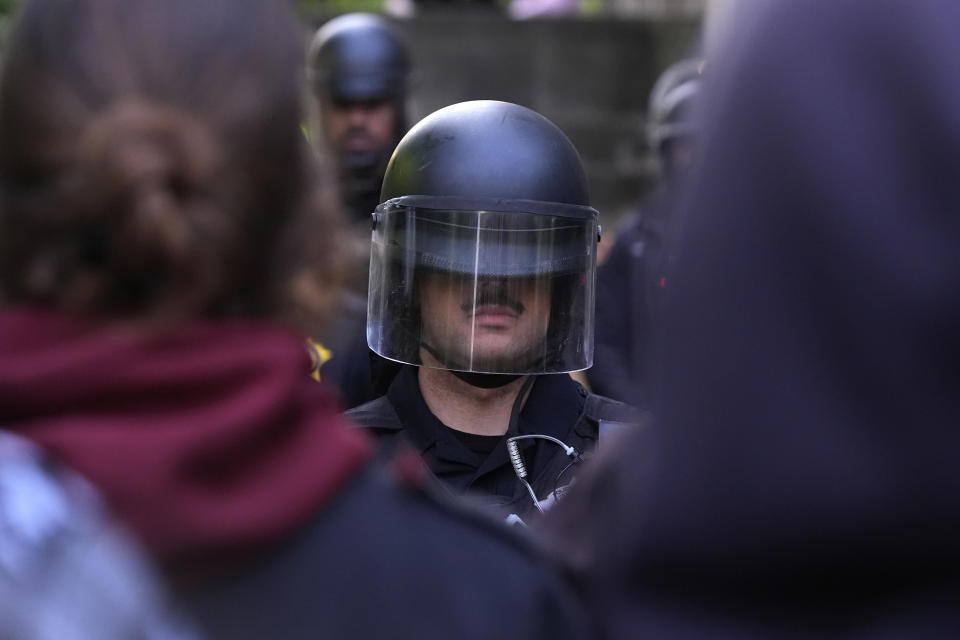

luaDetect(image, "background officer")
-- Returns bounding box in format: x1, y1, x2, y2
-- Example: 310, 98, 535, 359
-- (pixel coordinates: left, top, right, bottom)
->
348, 100, 640, 522
308, 12, 412, 224
588, 58, 703, 405
306, 13, 413, 407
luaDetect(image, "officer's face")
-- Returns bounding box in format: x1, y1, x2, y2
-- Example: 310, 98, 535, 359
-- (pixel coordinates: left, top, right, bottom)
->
322, 96, 397, 156
661, 136, 698, 183
419, 272, 552, 372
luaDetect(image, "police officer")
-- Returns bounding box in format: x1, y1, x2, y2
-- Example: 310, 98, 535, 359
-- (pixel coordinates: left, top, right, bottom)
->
306, 13, 412, 407
588, 58, 703, 405
347, 100, 640, 522
308, 13, 411, 224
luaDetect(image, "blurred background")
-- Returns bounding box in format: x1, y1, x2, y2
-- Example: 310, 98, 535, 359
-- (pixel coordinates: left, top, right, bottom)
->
0, 0, 703, 230
302, 0, 703, 230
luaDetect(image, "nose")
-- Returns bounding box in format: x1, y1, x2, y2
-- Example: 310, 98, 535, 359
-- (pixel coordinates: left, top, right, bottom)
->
347, 106, 370, 127
477, 277, 508, 292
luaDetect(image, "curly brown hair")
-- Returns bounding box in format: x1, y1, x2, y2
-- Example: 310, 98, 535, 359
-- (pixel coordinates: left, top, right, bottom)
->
0, 0, 345, 329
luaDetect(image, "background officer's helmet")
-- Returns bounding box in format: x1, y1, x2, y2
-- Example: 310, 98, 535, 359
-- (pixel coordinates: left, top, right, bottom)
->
647, 58, 704, 156
307, 13, 411, 126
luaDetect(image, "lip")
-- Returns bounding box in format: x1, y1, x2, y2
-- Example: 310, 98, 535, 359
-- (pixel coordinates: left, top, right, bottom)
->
342, 133, 377, 152
471, 304, 520, 328
344, 140, 375, 153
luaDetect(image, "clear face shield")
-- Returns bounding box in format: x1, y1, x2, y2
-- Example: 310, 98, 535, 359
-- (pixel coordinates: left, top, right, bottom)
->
367, 202, 598, 375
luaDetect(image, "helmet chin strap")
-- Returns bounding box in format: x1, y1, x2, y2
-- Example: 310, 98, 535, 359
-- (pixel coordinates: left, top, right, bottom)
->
450, 370, 522, 389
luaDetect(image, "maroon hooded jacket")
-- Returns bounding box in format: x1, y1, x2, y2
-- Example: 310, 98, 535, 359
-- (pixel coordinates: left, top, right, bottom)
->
0, 306, 371, 573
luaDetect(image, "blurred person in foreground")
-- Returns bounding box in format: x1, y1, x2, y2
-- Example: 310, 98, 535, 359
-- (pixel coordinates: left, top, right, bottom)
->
588, 58, 702, 406
348, 100, 641, 524
544, 0, 960, 635
305, 13, 411, 408
0, 433, 195, 639
0, 1, 593, 638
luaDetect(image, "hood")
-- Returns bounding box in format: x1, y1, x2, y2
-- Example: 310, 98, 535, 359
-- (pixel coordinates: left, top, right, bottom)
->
549, 0, 960, 634
0, 307, 371, 576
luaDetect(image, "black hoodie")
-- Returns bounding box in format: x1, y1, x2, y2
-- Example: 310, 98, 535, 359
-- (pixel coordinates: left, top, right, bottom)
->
545, 1, 960, 636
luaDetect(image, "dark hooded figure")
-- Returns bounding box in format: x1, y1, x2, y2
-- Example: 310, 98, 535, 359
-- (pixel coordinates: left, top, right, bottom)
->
588, 57, 702, 406
543, 0, 960, 636
0, 1, 593, 638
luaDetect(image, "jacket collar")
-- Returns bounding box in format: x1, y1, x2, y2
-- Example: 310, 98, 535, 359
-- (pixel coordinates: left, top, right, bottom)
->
387, 365, 587, 477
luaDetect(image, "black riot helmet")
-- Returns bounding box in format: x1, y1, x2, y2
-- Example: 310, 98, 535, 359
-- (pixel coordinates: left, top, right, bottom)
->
367, 100, 599, 375
308, 13, 411, 105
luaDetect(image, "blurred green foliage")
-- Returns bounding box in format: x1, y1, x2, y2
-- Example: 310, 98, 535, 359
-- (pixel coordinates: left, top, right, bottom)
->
0, 0, 18, 22
0, 1, 389, 42
0, 0, 386, 19
298, 0, 384, 17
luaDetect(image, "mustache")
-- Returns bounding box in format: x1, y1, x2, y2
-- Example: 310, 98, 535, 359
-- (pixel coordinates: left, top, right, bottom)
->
462, 290, 525, 315
346, 126, 376, 139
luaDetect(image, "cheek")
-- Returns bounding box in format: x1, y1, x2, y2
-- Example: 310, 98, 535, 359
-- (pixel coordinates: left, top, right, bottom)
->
530, 291, 553, 332
322, 112, 349, 144
437, 299, 463, 324
371, 107, 397, 141
421, 283, 462, 325
524, 284, 552, 314
532, 302, 552, 331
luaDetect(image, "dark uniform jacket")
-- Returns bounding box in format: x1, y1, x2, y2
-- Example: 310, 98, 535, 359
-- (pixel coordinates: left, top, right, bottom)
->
589, 192, 670, 407
313, 290, 400, 409
347, 366, 641, 521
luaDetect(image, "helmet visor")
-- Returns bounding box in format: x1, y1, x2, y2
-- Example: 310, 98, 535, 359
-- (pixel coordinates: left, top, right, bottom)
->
367, 205, 597, 374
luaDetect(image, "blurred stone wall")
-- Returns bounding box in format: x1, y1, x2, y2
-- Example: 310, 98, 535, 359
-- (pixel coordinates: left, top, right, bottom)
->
394, 15, 700, 227
306, 11, 701, 227
604, 0, 704, 18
